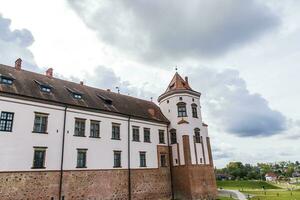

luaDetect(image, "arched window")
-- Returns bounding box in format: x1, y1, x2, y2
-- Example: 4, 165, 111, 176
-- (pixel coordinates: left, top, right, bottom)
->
191, 103, 198, 118
194, 128, 201, 143
170, 129, 177, 144
177, 102, 187, 117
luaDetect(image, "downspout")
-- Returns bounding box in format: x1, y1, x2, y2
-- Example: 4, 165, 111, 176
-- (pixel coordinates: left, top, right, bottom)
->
166, 125, 174, 200
127, 116, 131, 200
59, 105, 68, 199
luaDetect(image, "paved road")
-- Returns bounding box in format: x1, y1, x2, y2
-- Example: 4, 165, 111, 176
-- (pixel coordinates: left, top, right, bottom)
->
218, 189, 248, 200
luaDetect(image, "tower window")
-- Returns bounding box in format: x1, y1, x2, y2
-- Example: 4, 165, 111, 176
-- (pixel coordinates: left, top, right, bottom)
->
191, 103, 198, 118
160, 154, 167, 167
179, 97, 183, 101
144, 128, 151, 143
194, 128, 201, 143
159, 130, 165, 144
170, 129, 177, 144
177, 102, 187, 117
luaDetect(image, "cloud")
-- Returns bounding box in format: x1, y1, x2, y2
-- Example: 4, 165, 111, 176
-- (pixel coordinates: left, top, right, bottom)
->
61, 65, 156, 101
68, 0, 279, 63
0, 14, 37, 70
187, 67, 287, 137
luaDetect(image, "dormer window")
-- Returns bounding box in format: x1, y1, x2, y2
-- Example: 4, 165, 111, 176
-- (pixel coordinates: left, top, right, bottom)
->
73, 93, 82, 99
41, 86, 51, 93
34, 80, 52, 93
0, 75, 14, 85
97, 94, 113, 105
66, 87, 83, 100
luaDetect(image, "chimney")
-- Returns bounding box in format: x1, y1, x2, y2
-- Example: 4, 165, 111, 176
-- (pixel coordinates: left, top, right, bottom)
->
46, 68, 53, 78
107, 89, 111, 92
15, 58, 22, 70
80, 81, 84, 86
185, 76, 189, 84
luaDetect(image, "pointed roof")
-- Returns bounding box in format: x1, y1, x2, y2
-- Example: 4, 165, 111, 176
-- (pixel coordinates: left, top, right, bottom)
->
158, 72, 201, 102
165, 72, 192, 92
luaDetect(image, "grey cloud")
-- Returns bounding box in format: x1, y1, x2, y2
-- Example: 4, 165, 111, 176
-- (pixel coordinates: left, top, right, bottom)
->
0, 14, 36, 70
67, 65, 156, 101
187, 67, 287, 137
213, 147, 234, 160
68, 0, 279, 63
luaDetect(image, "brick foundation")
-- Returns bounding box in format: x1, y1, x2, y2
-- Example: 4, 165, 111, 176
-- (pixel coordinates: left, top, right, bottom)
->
170, 135, 217, 200
0, 167, 171, 200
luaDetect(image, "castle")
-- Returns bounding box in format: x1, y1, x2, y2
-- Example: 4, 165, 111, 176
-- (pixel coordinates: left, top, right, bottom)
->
0, 59, 217, 199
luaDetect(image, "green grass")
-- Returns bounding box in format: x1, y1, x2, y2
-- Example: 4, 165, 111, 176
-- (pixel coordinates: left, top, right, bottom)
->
247, 190, 300, 200
217, 180, 280, 190
216, 197, 234, 200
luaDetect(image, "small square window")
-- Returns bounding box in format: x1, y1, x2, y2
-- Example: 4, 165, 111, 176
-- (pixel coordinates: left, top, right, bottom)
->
112, 123, 120, 140
77, 149, 87, 168
132, 126, 140, 142
159, 130, 165, 144
33, 113, 48, 133
160, 154, 167, 167
32, 147, 47, 169
144, 128, 150, 143
90, 120, 100, 138
0, 112, 14, 132
140, 152, 146, 167
113, 151, 121, 168
74, 118, 86, 137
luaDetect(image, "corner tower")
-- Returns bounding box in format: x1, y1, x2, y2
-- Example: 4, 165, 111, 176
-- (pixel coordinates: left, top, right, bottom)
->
158, 72, 217, 199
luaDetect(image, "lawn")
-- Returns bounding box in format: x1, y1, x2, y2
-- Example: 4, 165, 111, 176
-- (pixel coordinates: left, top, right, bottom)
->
217, 180, 280, 190
217, 180, 300, 200
216, 197, 234, 200
246, 190, 300, 200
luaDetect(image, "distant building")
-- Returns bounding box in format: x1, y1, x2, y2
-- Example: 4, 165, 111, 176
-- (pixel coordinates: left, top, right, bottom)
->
265, 172, 278, 181
0, 59, 217, 199
292, 172, 300, 178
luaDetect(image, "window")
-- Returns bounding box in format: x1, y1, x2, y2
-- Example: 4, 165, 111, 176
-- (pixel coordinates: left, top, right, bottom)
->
192, 104, 198, 118
35, 80, 52, 93
74, 118, 85, 137
200, 158, 203, 164
177, 102, 187, 117
132, 126, 140, 142
77, 149, 87, 168
41, 86, 51, 93
140, 152, 146, 167
0, 75, 14, 85
97, 94, 113, 105
170, 129, 177, 144
32, 147, 47, 169
66, 87, 83, 100
160, 154, 167, 167
112, 123, 120, 140
90, 120, 100, 138
195, 128, 201, 143
159, 130, 165, 144
144, 128, 150, 143
0, 112, 14, 132
33, 113, 48, 133
113, 151, 121, 168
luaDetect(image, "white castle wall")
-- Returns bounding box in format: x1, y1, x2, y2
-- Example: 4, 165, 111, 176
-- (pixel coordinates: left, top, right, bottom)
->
0, 96, 168, 171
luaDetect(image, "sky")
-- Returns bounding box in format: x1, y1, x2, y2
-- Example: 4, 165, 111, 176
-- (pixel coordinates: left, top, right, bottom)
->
0, 0, 299, 167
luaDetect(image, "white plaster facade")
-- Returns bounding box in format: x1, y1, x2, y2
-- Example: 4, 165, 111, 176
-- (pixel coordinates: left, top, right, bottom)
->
0, 95, 168, 171
159, 92, 210, 166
